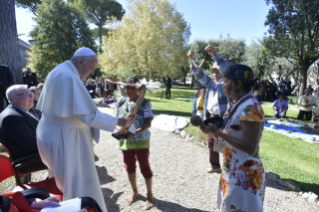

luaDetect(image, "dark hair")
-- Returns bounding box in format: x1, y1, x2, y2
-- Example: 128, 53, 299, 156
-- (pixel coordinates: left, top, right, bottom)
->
125, 76, 140, 84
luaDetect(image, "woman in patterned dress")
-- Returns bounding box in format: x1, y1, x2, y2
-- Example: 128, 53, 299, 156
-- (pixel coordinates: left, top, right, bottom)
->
201, 65, 266, 212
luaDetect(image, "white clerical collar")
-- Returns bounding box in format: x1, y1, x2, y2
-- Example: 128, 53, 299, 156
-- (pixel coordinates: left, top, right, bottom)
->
65, 60, 81, 78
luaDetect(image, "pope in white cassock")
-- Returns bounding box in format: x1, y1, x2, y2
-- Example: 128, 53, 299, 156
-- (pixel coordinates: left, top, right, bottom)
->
36, 47, 132, 212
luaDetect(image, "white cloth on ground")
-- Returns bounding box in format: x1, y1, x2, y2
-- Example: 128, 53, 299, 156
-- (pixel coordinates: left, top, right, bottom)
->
152, 114, 189, 132
37, 60, 117, 212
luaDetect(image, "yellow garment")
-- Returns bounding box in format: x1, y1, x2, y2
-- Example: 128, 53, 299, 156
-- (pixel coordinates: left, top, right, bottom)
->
196, 97, 204, 113
298, 95, 316, 111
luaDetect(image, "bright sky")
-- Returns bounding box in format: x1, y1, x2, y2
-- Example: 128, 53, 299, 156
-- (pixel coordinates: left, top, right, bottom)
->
16, 0, 271, 45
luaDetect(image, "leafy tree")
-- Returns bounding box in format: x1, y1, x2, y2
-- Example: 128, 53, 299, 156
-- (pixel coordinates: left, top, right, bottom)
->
74, 0, 125, 47
99, 0, 191, 80
245, 39, 275, 79
0, 0, 23, 83
15, 0, 41, 15
27, 0, 96, 81
264, 0, 319, 94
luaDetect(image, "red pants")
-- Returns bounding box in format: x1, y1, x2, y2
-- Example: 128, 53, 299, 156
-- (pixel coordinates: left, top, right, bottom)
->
122, 149, 153, 179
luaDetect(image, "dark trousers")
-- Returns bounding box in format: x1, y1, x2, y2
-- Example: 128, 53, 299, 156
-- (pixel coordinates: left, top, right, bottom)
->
166, 87, 171, 99
81, 196, 103, 212
297, 110, 312, 120
122, 149, 153, 179
207, 114, 220, 169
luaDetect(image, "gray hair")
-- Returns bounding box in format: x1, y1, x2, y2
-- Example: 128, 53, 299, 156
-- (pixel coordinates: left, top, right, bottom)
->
71, 55, 98, 64
29, 86, 41, 92
6, 84, 28, 102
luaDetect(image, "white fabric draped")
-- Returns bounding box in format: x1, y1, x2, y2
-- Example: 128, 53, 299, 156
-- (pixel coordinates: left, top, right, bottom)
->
37, 61, 117, 212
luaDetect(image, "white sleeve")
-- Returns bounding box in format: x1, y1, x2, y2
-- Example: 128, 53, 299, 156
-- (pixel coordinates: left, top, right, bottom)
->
78, 110, 118, 132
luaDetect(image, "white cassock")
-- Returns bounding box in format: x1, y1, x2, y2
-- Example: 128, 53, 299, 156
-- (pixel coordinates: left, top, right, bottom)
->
36, 60, 117, 212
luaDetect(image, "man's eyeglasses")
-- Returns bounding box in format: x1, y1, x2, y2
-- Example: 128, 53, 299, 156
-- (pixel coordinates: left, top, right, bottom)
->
16, 92, 34, 98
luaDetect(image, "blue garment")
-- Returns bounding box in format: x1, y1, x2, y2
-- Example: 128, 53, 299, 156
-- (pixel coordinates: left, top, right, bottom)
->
272, 99, 288, 112
274, 110, 286, 117
192, 99, 197, 115
189, 54, 229, 120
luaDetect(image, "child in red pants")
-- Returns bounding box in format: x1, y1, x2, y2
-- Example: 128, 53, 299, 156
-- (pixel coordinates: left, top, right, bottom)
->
114, 76, 154, 210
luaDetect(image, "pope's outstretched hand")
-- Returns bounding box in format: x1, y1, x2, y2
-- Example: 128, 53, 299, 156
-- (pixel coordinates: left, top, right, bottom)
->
187, 50, 195, 60
205, 45, 216, 57
117, 115, 136, 127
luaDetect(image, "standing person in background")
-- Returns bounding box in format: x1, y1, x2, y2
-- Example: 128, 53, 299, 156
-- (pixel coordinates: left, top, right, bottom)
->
264, 81, 272, 101
23, 68, 38, 88
297, 88, 316, 120
192, 90, 200, 116
187, 45, 229, 173
163, 75, 172, 99
196, 89, 206, 119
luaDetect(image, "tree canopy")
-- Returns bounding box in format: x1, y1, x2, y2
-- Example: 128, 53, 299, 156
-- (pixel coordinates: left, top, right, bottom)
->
264, 0, 319, 93
15, 0, 41, 15
74, 0, 125, 46
99, 0, 191, 80
27, 0, 96, 81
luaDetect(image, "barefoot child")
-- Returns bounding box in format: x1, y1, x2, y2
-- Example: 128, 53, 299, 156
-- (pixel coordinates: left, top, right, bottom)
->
113, 76, 154, 210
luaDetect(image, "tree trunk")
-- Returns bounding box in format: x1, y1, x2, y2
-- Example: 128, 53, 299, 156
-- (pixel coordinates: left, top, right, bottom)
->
190, 75, 195, 88
98, 23, 103, 53
299, 64, 309, 95
181, 67, 187, 86
0, 0, 23, 84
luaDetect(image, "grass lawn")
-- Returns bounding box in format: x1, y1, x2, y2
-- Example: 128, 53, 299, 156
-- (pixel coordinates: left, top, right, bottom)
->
145, 85, 319, 195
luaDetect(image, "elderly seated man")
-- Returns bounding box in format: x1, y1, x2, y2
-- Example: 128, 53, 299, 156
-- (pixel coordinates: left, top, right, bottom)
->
272, 95, 288, 118
0, 85, 46, 172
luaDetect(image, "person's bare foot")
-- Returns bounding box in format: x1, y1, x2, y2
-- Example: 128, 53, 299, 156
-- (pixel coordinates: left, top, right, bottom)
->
207, 168, 221, 173
127, 191, 139, 206
145, 193, 154, 210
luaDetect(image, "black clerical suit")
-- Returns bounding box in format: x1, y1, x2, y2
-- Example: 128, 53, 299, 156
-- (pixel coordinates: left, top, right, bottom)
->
23, 71, 38, 88
163, 76, 172, 99
0, 105, 46, 172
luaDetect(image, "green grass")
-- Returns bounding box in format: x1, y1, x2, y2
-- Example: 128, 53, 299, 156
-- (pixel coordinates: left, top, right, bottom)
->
145, 85, 319, 195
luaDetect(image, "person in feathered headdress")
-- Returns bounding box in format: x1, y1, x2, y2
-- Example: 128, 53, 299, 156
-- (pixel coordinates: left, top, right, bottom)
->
113, 76, 155, 210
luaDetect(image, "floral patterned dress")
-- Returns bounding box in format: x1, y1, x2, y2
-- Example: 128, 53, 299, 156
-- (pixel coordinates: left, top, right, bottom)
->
218, 98, 266, 212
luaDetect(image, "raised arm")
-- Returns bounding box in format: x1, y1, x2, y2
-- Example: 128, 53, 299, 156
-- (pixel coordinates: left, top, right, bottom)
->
187, 50, 212, 88
205, 45, 229, 74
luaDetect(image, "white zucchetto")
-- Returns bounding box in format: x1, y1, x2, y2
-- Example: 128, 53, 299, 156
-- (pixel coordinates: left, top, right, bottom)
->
73, 47, 96, 57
